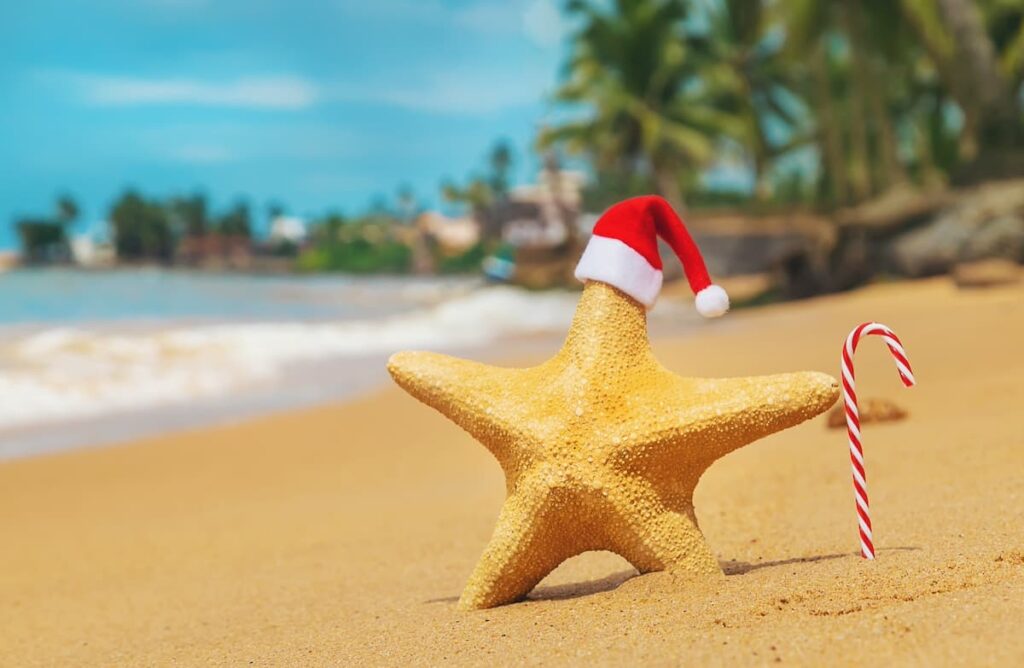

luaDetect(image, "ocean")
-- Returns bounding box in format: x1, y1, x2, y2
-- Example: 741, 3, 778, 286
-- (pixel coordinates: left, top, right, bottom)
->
0, 268, 591, 459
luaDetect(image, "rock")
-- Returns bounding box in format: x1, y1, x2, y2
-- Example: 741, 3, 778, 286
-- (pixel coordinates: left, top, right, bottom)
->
511, 241, 580, 289
889, 180, 1024, 277
660, 272, 776, 305
960, 215, 1024, 263
952, 258, 1020, 288
826, 398, 908, 429
836, 183, 951, 230
889, 214, 976, 276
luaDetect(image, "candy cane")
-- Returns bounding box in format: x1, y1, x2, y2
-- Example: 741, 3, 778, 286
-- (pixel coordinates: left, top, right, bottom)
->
841, 322, 915, 560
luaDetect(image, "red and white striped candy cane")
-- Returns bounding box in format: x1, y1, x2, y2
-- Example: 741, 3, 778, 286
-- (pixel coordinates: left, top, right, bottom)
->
841, 322, 915, 560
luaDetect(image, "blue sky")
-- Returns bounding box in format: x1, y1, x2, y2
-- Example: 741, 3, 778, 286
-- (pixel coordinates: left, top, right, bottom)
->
0, 0, 571, 249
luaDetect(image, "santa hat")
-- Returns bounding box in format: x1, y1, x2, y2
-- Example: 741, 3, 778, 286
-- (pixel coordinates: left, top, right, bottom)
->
574, 195, 729, 317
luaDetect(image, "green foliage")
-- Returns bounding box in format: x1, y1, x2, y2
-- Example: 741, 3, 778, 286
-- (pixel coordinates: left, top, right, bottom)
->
55, 194, 79, 224
107, 190, 259, 264
110, 190, 175, 262
542, 0, 1024, 211
435, 242, 487, 274
17, 219, 70, 263
581, 169, 657, 212
540, 0, 742, 206
394, 185, 420, 224
441, 178, 494, 215
216, 200, 252, 237
169, 193, 209, 237
295, 239, 411, 274
296, 217, 411, 274
440, 140, 516, 241
487, 141, 514, 200
15, 194, 78, 263
770, 169, 816, 206
266, 201, 286, 221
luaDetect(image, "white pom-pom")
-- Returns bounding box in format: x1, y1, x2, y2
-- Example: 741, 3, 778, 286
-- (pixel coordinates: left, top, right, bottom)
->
695, 284, 730, 318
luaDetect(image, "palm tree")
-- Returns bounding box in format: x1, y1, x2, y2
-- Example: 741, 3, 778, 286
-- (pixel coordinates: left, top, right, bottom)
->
110, 190, 175, 262
780, 0, 929, 204
441, 177, 498, 239
703, 0, 807, 201
217, 200, 251, 238
488, 140, 514, 201
56, 194, 79, 225
540, 0, 742, 211
855, 1, 916, 189
16, 194, 78, 263
395, 185, 419, 224
782, 0, 872, 203
900, 0, 1024, 171
171, 193, 209, 237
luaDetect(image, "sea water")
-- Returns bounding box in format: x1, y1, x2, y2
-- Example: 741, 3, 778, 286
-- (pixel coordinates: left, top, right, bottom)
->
0, 269, 584, 458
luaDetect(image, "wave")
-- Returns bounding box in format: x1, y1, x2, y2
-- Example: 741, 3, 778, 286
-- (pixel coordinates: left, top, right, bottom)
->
0, 287, 580, 431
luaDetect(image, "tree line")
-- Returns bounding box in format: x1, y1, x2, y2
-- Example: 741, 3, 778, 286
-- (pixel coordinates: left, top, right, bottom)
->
16, 191, 256, 264
14, 0, 1023, 269
540, 0, 1024, 211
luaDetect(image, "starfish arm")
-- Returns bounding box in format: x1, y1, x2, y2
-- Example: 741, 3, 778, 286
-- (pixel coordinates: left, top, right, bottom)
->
612, 371, 839, 474
603, 478, 721, 577
388, 351, 534, 466
459, 476, 580, 610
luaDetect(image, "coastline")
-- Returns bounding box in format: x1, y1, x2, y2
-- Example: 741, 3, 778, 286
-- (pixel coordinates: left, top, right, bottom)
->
2, 277, 1022, 665
0, 270, 589, 456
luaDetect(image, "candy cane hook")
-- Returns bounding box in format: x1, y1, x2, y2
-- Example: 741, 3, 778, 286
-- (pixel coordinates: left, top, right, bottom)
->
841, 322, 915, 560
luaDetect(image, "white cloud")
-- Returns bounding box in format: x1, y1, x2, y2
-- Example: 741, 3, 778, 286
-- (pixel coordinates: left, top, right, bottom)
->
52, 72, 318, 110
129, 121, 377, 166
331, 65, 552, 115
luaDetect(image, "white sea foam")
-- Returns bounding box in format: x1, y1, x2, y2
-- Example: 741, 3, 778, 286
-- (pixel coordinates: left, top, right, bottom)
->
0, 287, 579, 431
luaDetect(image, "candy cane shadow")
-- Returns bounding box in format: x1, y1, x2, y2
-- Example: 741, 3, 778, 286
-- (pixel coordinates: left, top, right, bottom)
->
721, 546, 922, 575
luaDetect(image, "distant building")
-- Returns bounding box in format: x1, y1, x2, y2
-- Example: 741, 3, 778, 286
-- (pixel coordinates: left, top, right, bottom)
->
177, 234, 253, 268
416, 211, 480, 252
496, 168, 587, 248
509, 169, 587, 209
70, 233, 115, 267
268, 215, 308, 245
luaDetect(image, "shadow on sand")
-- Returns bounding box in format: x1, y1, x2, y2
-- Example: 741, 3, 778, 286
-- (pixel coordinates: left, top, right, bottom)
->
424, 546, 921, 605
721, 546, 921, 575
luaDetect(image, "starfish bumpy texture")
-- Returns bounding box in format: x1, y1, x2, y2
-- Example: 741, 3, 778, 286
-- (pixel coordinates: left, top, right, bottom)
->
388, 281, 839, 609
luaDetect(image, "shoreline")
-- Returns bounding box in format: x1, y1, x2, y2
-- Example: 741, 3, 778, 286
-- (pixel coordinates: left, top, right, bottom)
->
0, 273, 589, 454
0, 333, 570, 460
2, 277, 1022, 665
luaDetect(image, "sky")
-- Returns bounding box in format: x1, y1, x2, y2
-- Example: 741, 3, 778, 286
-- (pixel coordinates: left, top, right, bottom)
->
0, 0, 572, 249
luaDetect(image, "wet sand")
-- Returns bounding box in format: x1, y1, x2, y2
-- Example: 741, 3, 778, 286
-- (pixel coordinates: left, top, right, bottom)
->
1, 277, 1022, 665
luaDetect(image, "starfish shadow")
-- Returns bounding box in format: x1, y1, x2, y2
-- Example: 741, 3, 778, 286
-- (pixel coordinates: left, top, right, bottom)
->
527, 569, 640, 602
423, 547, 922, 605
721, 546, 921, 575
424, 595, 460, 604
423, 569, 640, 605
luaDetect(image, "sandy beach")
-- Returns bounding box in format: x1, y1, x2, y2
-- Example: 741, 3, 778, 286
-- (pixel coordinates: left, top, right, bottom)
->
2, 277, 1022, 666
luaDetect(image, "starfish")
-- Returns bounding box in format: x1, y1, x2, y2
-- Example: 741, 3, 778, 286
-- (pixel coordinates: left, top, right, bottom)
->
388, 281, 839, 609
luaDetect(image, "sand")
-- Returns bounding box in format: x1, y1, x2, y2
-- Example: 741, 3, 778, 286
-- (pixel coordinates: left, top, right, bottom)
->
1, 277, 1022, 666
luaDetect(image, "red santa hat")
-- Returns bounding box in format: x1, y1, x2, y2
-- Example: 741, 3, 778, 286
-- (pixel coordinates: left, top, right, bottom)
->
574, 195, 730, 317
